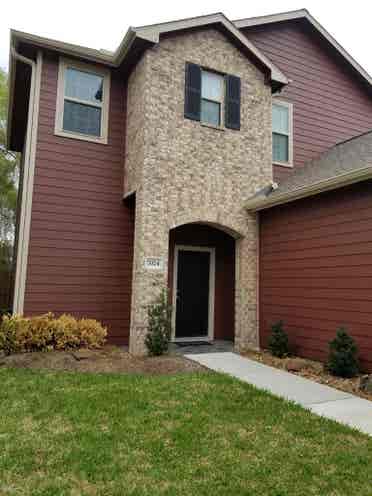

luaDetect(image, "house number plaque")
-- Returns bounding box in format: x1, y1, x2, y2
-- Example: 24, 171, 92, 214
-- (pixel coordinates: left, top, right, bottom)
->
144, 257, 164, 270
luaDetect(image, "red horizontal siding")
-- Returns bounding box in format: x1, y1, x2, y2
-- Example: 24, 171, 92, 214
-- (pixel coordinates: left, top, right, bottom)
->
259, 181, 372, 372
24, 52, 134, 345
242, 20, 372, 182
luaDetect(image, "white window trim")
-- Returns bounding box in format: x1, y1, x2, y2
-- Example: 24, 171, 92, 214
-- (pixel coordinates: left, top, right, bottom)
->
171, 245, 215, 342
55, 57, 110, 144
272, 98, 293, 168
201, 69, 224, 128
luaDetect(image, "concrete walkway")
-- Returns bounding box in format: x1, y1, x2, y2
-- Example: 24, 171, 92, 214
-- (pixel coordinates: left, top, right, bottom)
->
186, 352, 372, 436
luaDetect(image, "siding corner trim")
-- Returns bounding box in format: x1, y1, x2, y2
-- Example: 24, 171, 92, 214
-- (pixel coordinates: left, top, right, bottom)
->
12, 50, 43, 315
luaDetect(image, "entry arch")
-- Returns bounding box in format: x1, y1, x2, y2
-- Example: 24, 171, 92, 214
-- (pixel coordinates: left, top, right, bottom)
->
168, 222, 237, 342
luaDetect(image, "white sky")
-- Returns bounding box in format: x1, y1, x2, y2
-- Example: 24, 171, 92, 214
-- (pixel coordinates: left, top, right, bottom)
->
1, 0, 372, 77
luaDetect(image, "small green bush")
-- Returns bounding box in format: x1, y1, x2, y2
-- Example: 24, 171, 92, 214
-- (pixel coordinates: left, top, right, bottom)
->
268, 320, 289, 358
326, 327, 359, 378
145, 288, 172, 356
0, 313, 107, 355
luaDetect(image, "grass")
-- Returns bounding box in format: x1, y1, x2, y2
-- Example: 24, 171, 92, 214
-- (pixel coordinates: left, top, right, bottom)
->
1, 368, 372, 495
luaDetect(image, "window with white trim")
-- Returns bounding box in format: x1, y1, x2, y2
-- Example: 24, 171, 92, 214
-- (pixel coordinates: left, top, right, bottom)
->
201, 70, 224, 126
272, 100, 293, 166
55, 58, 110, 144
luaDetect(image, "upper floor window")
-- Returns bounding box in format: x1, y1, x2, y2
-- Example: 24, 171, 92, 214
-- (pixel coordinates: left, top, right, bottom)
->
55, 58, 110, 144
201, 71, 223, 126
272, 100, 293, 166
184, 62, 241, 130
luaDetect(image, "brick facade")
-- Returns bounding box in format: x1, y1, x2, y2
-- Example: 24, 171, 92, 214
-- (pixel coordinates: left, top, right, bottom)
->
125, 28, 273, 354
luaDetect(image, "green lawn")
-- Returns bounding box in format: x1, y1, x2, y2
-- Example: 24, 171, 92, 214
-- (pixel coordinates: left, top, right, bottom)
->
1, 368, 372, 496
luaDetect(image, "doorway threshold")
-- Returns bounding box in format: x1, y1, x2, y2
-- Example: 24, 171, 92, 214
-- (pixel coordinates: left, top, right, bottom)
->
175, 341, 212, 347
170, 340, 234, 355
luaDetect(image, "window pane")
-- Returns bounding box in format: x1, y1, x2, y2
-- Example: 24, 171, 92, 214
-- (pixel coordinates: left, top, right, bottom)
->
201, 99, 220, 126
63, 100, 101, 136
65, 68, 103, 103
273, 132, 289, 163
202, 71, 223, 102
272, 103, 289, 134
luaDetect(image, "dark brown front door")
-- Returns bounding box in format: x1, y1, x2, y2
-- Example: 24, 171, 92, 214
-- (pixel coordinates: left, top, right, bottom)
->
175, 248, 210, 339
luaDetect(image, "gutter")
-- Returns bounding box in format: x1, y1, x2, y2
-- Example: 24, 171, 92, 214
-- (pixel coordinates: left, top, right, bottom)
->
10, 48, 43, 314
245, 166, 372, 212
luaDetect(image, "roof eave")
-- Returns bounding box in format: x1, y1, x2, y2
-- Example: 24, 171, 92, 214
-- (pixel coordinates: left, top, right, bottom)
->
9, 28, 157, 68
10, 29, 116, 66
245, 166, 372, 212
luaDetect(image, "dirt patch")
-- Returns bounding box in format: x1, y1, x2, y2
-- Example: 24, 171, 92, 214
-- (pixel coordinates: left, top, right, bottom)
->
0, 346, 205, 375
242, 349, 372, 402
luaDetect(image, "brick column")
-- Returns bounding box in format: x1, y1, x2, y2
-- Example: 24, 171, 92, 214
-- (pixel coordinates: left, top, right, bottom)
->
234, 214, 260, 351
128, 192, 169, 355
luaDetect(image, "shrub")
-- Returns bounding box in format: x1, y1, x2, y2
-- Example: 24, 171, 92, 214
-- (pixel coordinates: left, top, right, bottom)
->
0, 313, 107, 355
268, 320, 289, 358
24, 313, 55, 351
78, 318, 107, 348
145, 288, 172, 356
53, 314, 80, 350
326, 327, 359, 378
0, 314, 28, 355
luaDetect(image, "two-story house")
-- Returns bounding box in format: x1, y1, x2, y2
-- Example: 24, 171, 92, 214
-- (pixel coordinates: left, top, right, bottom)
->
7, 10, 372, 369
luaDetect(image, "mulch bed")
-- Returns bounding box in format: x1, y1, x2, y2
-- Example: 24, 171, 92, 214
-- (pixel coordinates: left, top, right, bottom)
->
242, 349, 372, 402
0, 345, 205, 375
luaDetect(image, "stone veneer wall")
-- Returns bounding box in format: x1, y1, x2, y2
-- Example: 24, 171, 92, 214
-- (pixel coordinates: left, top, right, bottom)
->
125, 28, 273, 355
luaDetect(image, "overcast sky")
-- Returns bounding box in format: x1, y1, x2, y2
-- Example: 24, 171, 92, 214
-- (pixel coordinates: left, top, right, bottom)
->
1, 0, 372, 77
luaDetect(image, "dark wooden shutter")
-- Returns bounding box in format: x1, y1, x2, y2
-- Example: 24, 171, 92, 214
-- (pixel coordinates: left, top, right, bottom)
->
184, 62, 201, 121
225, 75, 241, 130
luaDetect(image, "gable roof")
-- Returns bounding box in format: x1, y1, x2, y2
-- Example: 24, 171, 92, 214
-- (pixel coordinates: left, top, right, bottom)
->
234, 8, 372, 89
245, 131, 372, 211
132, 13, 287, 88
9, 13, 288, 88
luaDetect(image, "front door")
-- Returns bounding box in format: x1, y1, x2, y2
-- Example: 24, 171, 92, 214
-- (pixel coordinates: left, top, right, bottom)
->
174, 246, 214, 340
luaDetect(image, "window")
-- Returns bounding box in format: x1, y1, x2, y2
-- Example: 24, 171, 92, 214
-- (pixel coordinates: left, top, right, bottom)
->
55, 58, 110, 144
201, 71, 223, 126
184, 63, 241, 130
272, 100, 293, 166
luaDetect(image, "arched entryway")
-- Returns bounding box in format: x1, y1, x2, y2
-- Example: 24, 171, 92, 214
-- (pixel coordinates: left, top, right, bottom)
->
168, 223, 236, 342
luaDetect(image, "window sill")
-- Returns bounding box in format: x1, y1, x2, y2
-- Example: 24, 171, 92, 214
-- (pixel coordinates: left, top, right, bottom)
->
273, 161, 293, 168
200, 121, 225, 132
54, 129, 108, 145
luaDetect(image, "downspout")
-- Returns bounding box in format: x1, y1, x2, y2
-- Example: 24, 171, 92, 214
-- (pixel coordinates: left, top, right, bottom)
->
11, 48, 42, 315
256, 211, 260, 350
